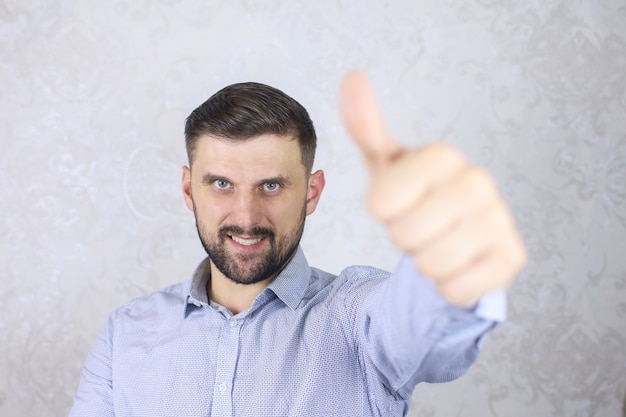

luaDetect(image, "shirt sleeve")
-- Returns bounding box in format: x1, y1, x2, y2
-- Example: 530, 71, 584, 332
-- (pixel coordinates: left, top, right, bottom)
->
68, 316, 115, 417
356, 255, 506, 400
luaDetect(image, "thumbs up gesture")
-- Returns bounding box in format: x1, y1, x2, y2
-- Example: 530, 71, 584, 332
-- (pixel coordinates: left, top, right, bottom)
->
340, 72, 527, 306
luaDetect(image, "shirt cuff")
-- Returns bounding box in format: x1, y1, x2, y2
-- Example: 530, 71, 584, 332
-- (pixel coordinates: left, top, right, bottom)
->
471, 289, 507, 323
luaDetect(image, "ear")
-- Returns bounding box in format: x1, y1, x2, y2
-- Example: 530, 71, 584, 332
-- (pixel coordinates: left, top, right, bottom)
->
305, 170, 325, 215
182, 166, 194, 212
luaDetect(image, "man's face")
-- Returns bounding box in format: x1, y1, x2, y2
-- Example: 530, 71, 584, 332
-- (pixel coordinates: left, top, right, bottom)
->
182, 134, 324, 285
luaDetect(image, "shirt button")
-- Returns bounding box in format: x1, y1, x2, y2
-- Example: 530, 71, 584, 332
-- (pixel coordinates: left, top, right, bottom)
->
219, 382, 228, 393
229, 318, 238, 327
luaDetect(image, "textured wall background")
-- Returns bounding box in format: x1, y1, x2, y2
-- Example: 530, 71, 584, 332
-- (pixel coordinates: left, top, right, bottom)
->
1, 1, 625, 416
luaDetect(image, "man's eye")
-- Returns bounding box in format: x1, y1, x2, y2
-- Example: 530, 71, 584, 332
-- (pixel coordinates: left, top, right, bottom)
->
214, 179, 230, 190
263, 182, 280, 192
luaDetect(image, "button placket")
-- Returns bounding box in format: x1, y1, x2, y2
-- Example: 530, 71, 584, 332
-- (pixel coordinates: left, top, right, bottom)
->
211, 317, 242, 417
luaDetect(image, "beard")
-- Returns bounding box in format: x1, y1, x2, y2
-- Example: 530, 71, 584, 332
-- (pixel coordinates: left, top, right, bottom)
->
194, 206, 306, 285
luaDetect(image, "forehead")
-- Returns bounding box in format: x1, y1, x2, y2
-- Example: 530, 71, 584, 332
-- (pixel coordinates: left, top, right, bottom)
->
191, 134, 305, 177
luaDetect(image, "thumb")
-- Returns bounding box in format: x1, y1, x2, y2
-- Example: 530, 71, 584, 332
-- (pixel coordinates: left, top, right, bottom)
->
340, 71, 403, 172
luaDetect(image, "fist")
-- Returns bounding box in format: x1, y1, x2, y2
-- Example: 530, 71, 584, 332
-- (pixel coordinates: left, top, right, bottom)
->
340, 71, 527, 306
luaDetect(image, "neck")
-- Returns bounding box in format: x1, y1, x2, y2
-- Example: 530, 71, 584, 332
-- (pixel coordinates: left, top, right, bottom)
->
207, 265, 273, 315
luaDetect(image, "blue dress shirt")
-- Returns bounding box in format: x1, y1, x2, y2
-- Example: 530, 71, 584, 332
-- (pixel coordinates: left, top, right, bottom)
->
70, 247, 505, 417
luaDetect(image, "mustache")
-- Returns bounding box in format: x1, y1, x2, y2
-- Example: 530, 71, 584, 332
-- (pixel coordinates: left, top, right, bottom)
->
218, 225, 275, 240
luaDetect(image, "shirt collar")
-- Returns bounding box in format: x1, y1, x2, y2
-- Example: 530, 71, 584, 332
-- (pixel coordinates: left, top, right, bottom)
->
184, 246, 311, 314
265, 246, 310, 310
186, 256, 212, 308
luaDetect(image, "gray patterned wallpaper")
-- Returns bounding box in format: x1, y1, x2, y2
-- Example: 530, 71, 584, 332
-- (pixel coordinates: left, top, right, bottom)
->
1, 1, 625, 416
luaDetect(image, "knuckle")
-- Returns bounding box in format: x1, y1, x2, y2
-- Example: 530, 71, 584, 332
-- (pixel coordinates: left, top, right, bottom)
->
423, 142, 465, 166
415, 257, 439, 280
388, 225, 411, 252
438, 283, 468, 306
464, 166, 497, 197
496, 234, 527, 277
511, 240, 528, 270
366, 182, 393, 221
490, 205, 514, 230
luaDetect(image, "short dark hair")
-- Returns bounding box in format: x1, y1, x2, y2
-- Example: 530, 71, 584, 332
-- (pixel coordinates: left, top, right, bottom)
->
185, 82, 317, 173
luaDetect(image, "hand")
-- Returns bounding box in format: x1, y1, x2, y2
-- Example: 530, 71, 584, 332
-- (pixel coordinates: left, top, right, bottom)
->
340, 71, 527, 306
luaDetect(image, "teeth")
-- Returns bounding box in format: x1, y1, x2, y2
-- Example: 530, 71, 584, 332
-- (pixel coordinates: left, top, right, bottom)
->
231, 236, 262, 246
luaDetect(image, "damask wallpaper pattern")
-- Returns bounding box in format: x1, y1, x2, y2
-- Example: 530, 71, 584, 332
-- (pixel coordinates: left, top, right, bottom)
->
1, 1, 625, 416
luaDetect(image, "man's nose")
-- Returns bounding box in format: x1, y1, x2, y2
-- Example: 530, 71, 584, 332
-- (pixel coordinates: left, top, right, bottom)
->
230, 189, 263, 229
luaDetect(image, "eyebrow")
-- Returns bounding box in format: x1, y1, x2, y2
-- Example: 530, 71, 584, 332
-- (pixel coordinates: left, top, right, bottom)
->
201, 172, 231, 185
261, 176, 294, 187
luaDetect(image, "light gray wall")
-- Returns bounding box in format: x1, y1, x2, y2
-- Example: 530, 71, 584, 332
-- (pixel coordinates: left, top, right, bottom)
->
1, 1, 625, 416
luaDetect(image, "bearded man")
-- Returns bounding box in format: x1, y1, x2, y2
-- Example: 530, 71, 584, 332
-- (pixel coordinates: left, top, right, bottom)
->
69, 72, 526, 417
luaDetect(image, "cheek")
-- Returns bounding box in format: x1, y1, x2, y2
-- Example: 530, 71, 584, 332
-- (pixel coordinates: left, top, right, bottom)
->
267, 199, 306, 228
191, 194, 226, 224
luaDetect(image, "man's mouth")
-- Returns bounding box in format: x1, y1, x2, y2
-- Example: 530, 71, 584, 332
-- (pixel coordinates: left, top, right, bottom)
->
220, 225, 273, 248
230, 236, 263, 246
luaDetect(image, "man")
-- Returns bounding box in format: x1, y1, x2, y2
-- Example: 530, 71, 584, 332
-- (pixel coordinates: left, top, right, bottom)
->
69, 72, 526, 416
